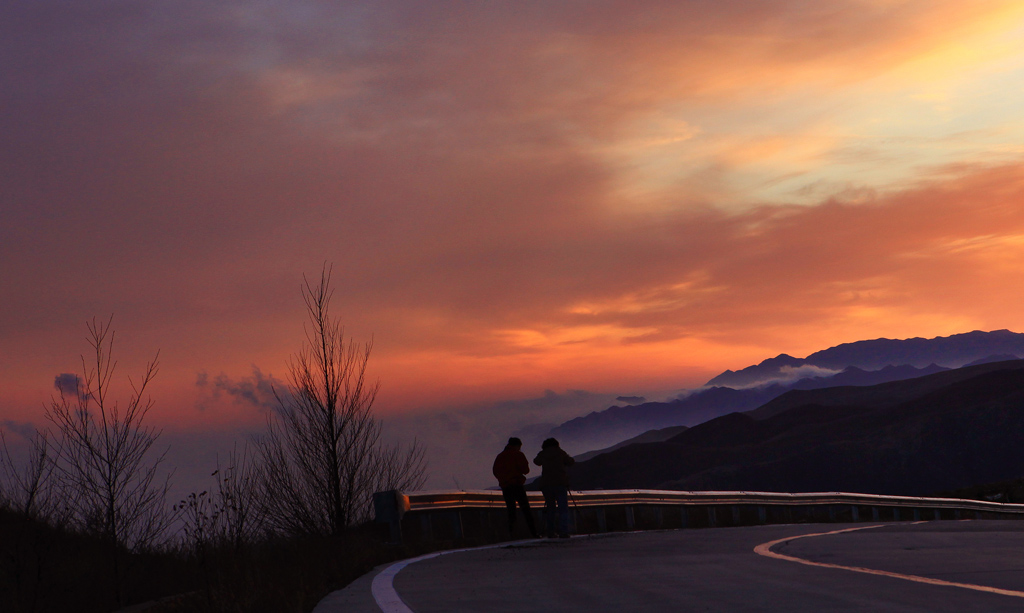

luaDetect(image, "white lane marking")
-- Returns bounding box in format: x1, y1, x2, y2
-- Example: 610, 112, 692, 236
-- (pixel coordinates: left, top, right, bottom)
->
755, 525, 1024, 598
371, 539, 542, 612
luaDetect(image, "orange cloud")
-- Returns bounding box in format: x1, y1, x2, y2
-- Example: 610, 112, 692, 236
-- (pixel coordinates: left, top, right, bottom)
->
4, 0, 1024, 430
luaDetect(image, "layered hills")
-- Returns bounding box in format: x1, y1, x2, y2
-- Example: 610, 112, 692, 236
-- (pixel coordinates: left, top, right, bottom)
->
569, 359, 1024, 496
549, 330, 1024, 452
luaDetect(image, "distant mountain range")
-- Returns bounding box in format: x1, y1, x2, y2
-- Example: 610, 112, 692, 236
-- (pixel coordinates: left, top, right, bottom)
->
708, 329, 1024, 388
546, 330, 1024, 454
568, 359, 1024, 496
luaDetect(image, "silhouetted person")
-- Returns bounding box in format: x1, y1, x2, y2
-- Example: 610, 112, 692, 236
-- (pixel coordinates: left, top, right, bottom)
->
534, 437, 575, 538
492, 437, 538, 538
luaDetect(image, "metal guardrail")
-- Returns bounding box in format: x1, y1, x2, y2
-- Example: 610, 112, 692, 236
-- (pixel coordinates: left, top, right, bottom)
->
373, 489, 1024, 545
400, 489, 1024, 514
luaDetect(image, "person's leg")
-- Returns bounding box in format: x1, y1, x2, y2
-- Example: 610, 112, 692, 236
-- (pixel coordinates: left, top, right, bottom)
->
513, 485, 538, 537
557, 487, 570, 537
501, 487, 517, 533
542, 486, 557, 537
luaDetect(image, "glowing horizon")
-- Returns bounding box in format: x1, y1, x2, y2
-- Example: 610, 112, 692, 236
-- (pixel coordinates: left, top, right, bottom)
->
5, 1, 1024, 439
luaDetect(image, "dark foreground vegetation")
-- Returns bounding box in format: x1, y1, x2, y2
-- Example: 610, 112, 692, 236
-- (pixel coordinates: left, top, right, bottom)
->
0, 505, 431, 613
1, 267, 426, 612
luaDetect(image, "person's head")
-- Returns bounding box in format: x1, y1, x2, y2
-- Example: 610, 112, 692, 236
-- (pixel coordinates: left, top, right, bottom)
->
507, 437, 522, 449
541, 437, 559, 449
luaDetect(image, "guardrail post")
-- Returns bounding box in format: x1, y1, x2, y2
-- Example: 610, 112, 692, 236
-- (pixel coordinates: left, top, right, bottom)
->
708, 507, 717, 527
851, 506, 859, 522
893, 508, 900, 521
421, 514, 433, 540
681, 506, 689, 528
913, 509, 920, 521
626, 506, 635, 530
731, 506, 741, 525
872, 507, 879, 521
373, 490, 409, 545
597, 508, 608, 532
757, 506, 766, 524
452, 510, 464, 539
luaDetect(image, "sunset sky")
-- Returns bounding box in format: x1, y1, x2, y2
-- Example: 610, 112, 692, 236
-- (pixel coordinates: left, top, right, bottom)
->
5, 1, 1024, 485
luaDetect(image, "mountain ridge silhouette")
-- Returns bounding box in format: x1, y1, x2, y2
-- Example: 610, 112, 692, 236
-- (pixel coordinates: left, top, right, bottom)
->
547, 330, 1023, 453
568, 359, 1024, 496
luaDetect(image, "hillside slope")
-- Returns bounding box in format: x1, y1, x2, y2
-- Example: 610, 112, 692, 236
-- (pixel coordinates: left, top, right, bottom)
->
570, 360, 1024, 496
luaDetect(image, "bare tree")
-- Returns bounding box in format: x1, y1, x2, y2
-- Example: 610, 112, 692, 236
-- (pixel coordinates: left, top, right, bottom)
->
0, 428, 63, 613
45, 316, 173, 606
212, 443, 265, 549
0, 429, 59, 521
256, 266, 426, 535
174, 443, 266, 608
0, 427, 74, 528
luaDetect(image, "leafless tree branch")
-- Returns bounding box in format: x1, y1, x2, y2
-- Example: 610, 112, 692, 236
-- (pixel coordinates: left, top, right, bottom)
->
44, 316, 173, 606
255, 266, 426, 535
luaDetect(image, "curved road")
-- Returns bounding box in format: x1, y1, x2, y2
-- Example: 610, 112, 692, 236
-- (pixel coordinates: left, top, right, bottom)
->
318, 520, 1024, 612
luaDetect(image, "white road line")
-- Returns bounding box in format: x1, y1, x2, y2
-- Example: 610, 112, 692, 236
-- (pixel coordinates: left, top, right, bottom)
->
371, 539, 542, 613
754, 525, 1024, 598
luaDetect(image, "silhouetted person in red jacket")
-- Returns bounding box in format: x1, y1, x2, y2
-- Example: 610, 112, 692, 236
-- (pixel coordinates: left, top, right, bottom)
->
492, 437, 538, 538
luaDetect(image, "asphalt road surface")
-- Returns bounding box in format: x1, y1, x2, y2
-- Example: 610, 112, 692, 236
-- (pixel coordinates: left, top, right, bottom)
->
318, 520, 1024, 612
